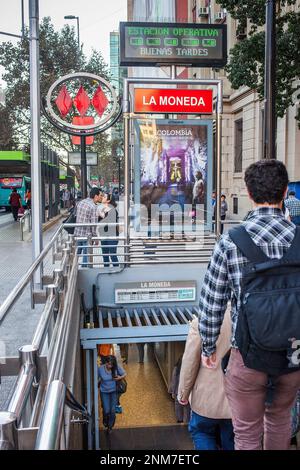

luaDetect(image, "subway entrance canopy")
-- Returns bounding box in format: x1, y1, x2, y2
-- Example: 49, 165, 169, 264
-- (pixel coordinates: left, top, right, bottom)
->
120, 22, 227, 67
80, 304, 199, 349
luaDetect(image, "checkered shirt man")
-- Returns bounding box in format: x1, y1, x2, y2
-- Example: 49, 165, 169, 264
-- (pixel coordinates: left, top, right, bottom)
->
74, 197, 98, 238
198, 207, 296, 356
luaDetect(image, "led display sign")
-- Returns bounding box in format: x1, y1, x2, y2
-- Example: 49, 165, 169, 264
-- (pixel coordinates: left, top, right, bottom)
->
120, 22, 227, 67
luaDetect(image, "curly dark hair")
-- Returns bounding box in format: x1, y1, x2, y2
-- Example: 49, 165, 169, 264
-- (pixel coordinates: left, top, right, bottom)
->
244, 160, 289, 204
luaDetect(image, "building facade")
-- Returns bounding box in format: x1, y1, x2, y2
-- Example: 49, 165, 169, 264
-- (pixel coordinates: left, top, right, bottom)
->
110, 31, 127, 182
126, 0, 300, 219
188, 0, 300, 219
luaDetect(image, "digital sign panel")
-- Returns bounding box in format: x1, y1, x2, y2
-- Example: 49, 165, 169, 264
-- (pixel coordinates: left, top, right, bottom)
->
134, 119, 213, 232
134, 89, 213, 114
120, 22, 227, 67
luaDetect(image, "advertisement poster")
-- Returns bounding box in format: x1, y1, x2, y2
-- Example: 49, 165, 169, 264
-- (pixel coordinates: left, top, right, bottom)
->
134, 119, 213, 232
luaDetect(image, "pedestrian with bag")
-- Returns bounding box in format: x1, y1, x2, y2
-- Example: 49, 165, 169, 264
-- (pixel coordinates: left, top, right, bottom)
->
178, 309, 234, 449
199, 159, 300, 450
98, 355, 126, 433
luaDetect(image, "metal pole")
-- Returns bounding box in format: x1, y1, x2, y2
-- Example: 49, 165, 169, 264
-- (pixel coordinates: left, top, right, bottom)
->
0, 412, 18, 450
118, 157, 121, 194
264, 0, 276, 159
80, 135, 87, 198
215, 82, 223, 236
76, 17, 80, 49
123, 84, 130, 264
21, 0, 25, 38
29, 0, 43, 285
35, 380, 66, 450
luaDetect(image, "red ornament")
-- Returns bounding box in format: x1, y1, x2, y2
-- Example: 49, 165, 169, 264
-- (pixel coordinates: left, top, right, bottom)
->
73, 85, 90, 116
55, 85, 72, 117
92, 86, 109, 116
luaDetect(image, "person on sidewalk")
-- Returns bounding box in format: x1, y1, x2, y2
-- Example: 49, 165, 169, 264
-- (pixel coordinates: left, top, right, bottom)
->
9, 189, 21, 221
74, 188, 101, 267
98, 193, 119, 268
178, 309, 234, 450
284, 190, 300, 225
199, 159, 300, 450
220, 194, 228, 234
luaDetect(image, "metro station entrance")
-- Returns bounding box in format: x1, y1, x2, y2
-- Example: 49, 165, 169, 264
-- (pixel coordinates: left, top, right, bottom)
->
79, 264, 207, 450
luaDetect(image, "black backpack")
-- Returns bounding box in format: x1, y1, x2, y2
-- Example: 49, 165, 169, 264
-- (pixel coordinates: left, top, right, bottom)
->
229, 225, 300, 380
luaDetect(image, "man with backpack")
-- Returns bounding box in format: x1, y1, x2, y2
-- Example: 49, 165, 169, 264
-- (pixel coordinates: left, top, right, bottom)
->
198, 159, 300, 450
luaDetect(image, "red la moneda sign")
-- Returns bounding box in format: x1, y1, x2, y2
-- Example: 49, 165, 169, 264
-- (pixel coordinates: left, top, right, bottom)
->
134, 88, 213, 114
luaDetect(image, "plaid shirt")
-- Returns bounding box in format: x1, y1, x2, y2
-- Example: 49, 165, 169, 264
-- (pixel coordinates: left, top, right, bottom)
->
199, 207, 296, 356
74, 198, 98, 238
285, 196, 300, 217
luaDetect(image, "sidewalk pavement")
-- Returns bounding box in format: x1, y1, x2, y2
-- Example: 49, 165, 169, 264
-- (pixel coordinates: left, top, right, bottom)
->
0, 213, 65, 410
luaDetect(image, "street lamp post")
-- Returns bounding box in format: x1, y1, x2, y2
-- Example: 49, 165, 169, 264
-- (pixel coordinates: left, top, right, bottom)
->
64, 15, 80, 49
264, 0, 276, 159
29, 0, 43, 285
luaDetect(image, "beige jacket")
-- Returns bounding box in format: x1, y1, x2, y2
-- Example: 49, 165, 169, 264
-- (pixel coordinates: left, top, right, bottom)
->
178, 308, 232, 419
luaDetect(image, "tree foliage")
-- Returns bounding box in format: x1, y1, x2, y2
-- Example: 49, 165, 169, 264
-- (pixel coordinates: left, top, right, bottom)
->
216, 1, 300, 125
0, 17, 121, 182
0, 104, 17, 150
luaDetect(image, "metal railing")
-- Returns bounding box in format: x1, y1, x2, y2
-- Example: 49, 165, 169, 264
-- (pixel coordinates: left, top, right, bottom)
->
0, 216, 243, 450
0, 226, 81, 450
0, 224, 65, 325
19, 209, 32, 241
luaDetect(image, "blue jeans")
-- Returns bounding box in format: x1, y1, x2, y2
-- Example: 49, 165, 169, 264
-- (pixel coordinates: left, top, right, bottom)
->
100, 391, 118, 429
77, 240, 88, 267
101, 240, 119, 267
188, 411, 234, 450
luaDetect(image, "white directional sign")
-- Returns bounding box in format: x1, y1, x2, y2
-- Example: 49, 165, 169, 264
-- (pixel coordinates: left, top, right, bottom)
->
68, 152, 98, 166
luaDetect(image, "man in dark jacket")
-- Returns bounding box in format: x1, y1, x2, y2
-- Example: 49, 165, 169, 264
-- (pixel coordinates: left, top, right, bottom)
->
9, 189, 21, 221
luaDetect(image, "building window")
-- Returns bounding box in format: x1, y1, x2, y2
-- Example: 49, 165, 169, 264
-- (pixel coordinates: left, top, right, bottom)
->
234, 119, 243, 173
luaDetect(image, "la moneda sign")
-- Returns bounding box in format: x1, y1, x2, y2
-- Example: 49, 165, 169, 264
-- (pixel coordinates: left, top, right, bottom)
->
134, 89, 213, 114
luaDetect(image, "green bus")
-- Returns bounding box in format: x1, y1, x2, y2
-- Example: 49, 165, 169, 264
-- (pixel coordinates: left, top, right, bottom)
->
0, 151, 31, 210
0, 175, 31, 210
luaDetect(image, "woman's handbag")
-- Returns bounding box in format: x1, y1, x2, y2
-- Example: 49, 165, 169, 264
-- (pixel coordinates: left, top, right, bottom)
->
117, 378, 127, 394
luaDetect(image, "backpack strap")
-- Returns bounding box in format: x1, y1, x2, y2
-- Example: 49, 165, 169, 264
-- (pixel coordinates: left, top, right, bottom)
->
229, 225, 269, 264
283, 226, 300, 261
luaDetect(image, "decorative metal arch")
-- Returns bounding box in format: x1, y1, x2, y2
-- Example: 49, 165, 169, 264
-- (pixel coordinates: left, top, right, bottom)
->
42, 72, 122, 136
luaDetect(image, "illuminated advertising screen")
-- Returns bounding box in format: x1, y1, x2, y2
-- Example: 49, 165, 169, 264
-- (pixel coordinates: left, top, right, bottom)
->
0, 177, 23, 189
120, 22, 227, 67
134, 119, 213, 232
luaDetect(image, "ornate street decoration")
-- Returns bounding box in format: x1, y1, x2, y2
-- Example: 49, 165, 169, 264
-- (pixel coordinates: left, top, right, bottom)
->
42, 72, 121, 137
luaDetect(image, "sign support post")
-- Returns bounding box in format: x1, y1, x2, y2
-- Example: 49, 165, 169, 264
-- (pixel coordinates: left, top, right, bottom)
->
80, 135, 87, 198
29, 0, 43, 286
